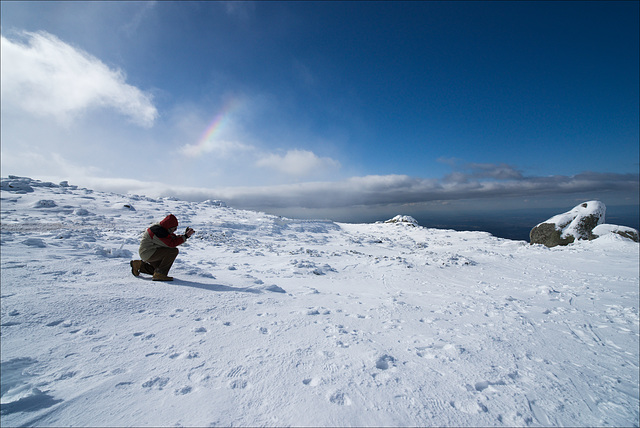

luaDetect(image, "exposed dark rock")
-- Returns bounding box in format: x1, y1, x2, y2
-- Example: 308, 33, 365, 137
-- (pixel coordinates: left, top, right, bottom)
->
530, 223, 575, 247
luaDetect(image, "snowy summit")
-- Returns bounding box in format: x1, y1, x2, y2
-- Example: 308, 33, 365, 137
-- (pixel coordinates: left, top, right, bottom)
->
1, 176, 638, 427
384, 215, 420, 226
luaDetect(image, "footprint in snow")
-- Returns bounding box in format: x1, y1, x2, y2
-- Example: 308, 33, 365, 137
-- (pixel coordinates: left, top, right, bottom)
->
228, 379, 248, 389
473, 380, 506, 392
142, 376, 170, 390
169, 350, 200, 360
450, 399, 489, 414
328, 391, 352, 406
307, 307, 331, 315
302, 378, 321, 386
227, 366, 248, 378
174, 386, 193, 395
375, 354, 396, 370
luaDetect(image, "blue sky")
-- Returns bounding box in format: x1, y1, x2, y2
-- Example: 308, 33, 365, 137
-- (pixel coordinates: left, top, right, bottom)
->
1, 1, 638, 222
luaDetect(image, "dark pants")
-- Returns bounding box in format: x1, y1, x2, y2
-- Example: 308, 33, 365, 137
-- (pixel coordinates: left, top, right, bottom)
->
141, 247, 179, 275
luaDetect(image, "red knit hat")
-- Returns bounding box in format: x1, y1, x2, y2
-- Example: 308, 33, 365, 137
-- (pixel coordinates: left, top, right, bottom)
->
159, 214, 178, 229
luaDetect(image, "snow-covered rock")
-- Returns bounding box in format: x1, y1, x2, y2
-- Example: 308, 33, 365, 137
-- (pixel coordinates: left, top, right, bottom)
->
1, 176, 34, 193
592, 224, 639, 242
1, 176, 73, 193
530, 201, 606, 247
384, 215, 419, 226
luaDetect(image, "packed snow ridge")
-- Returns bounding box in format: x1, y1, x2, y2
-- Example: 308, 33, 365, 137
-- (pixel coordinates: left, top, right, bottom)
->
1, 176, 639, 427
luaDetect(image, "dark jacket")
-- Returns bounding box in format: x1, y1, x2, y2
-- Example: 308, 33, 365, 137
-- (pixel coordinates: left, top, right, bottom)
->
139, 214, 188, 261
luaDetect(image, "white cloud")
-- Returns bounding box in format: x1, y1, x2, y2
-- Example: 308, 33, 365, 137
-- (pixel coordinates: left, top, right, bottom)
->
1, 31, 157, 127
256, 149, 340, 177
0, 149, 102, 185
180, 139, 254, 158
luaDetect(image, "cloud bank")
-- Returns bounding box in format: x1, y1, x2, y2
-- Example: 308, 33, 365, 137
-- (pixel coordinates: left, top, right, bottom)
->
81, 163, 637, 211
204, 171, 639, 209
1, 31, 157, 127
180, 139, 255, 159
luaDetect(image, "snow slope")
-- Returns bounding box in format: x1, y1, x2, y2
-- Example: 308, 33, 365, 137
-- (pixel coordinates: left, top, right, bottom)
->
1, 177, 638, 427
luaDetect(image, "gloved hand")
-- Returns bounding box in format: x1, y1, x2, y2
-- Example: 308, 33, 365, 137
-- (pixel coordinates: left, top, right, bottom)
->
185, 227, 195, 238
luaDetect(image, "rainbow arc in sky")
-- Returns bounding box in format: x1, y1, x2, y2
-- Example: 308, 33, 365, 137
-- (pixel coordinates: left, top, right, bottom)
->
188, 98, 240, 157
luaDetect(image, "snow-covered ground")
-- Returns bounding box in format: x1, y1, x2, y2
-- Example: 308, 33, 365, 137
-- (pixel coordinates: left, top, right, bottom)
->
1, 177, 638, 427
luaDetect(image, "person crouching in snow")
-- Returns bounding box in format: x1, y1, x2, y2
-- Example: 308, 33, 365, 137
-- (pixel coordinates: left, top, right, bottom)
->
130, 214, 195, 281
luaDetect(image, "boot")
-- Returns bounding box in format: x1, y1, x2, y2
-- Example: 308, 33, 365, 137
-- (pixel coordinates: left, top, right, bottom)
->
130, 260, 142, 277
152, 272, 173, 281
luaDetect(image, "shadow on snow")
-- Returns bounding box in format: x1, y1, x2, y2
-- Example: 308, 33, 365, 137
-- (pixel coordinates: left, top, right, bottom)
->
170, 278, 263, 294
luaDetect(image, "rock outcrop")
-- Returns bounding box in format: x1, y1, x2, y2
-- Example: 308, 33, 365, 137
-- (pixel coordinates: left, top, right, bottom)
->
530, 201, 605, 247
530, 201, 638, 246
